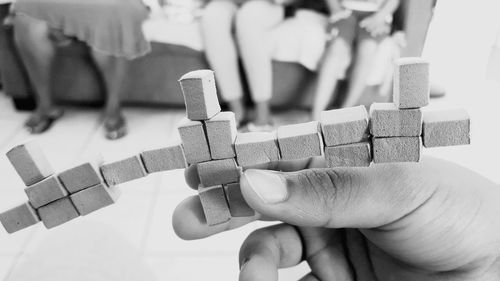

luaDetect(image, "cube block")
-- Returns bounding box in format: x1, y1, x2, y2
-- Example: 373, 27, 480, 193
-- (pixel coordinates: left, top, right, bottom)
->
178, 118, 211, 164
277, 121, 323, 160
393, 57, 430, 109
320, 106, 369, 146
38, 197, 80, 229
70, 184, 120, 216
205, 112, 237, 159
141, 144, 188, 174
224, 183, 254, 217
179, 70, 221, 120
197, 159, 240, 187
372, 137, 421, 163
369, 103, 422, 137
25, 176, 68, 209
235, 132, 280, 167
6, 143, 53, 186
0, 202, 40, 234
423, 109, 470, 148
325, 142, 372, 168
58, 161, 103, 194
100, 155, 147, 186
198, 185, 231, 226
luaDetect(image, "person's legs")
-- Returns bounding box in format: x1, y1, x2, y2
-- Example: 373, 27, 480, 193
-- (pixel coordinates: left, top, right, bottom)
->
312, 16, 356, 120
202, 0, 245, 124
236, 0, 284, 127
342, 29, 381, 107
92, 51, 128, 140
13, 14, 63, 133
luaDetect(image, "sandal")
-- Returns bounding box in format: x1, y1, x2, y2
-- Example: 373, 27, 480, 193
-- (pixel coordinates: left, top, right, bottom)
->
104, 114, 127, 140
24, 109, 64, 134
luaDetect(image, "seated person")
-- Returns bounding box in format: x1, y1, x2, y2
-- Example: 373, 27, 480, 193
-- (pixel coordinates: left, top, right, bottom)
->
312, 0, 400, 120
202, 0, 329, 130
12, 0, 151, 139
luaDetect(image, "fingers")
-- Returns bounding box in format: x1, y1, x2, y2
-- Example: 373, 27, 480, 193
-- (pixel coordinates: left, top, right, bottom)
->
239, 224, 303, 281
240, 157, 443, 229
184, 165, 200, 190
298, 273, 320, 281
172, 196, 260, 240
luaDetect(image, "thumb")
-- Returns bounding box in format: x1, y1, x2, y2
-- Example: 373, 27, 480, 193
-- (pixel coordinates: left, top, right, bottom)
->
240, 158, 442, 229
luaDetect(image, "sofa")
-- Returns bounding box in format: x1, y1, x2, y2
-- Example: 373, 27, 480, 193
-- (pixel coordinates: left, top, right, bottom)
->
0, 0, 434, 111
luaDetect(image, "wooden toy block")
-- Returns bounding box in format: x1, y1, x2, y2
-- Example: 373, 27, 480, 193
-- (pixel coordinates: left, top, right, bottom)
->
178, 118, 211, 164
372, 137, 421, 163
369, 103, 423, 137
393, 57, 430, 109
277, 121, 323, 160
141, 144, 188, 174
0, 202, 40, 234
205, 111, 237, 159
100, 155, 147, 186
235, 132, 280, 167
6, 143, 54, 186
38, 197, 80, 229
197, 158, 240, 187
198, 185, 231, 226
423, 108, 470, 148
179, 69, 221, 121
320, 106, 369, 146
58, 160, 103, 194
224, 182, 254, 217
324, 142, 371, 168
25, 176, 68, 209
70, 183, 120, 216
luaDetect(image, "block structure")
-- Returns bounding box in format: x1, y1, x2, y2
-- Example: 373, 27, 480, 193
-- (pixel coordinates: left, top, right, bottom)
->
198, 185, 231, 226
25, 176, 68, 208
372, 137, 421, 163
422, 108, 470, 148
70, 184, 120, 216
0, 202, 40, 234
38, 197, 80, 229
393, 57, 430, 109
6, 143, 54, 186
179, 70, 221, 121
320, 106, 369, 146
178, 118, 211, 164
224, 183, 254, 217
235, 132, 280, 167
277, 121, 323, 160
100, 155, 147, 186
205, 112, 237, 160
197, 159, 240, 187
141, 144, 188, 174
325, 142, 371, 168
58, 161, 103, 194
370, 103, 422, 137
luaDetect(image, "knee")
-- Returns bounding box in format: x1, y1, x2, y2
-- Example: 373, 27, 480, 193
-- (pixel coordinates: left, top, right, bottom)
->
236, 0, 276, 28
203, 1, 237, 27
13, 15, 49, 46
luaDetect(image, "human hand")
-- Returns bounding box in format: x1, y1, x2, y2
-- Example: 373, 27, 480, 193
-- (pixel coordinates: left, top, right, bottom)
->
359, 12, 391, 37
173, 157, 500, 280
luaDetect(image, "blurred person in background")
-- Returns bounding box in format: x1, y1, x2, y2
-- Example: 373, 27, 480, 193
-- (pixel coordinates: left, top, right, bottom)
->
312, 0, 400, 120
202, 0, 329, 131
12, 0, 151, 139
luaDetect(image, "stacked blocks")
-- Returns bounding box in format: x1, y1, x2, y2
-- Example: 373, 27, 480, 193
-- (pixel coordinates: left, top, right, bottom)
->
235, 132, 280, 167
321, 106, 370, 167
277, 121, 323, 160
372, 57, 429, 163
423, 108, 470, 147
1, 59, 472, 233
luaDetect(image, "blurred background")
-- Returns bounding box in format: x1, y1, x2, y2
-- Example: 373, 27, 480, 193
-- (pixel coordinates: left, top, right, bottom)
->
0, 0, 499, 280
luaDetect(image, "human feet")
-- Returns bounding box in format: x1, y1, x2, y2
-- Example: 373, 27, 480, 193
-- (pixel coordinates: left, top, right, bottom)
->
24, 107, 64, 134
104, 112, 127, 140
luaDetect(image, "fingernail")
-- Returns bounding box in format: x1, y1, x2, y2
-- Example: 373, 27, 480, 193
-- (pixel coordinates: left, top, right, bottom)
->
243, 170, 288, 204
